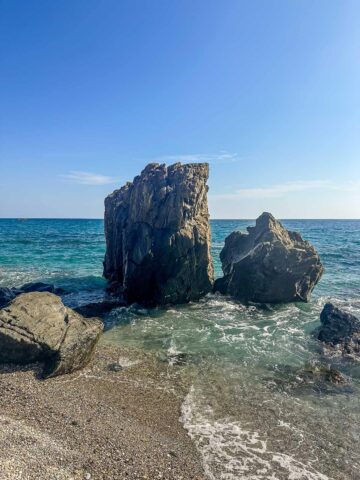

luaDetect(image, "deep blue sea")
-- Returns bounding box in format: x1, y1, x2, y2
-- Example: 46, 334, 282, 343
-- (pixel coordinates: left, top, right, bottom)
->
1, 218, 360, 480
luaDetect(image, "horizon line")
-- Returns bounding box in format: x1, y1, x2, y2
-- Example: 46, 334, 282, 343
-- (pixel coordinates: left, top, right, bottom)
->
1, 217, 360, 221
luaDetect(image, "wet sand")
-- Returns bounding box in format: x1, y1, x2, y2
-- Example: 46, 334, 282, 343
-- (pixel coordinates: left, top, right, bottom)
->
0, 342, 205, 480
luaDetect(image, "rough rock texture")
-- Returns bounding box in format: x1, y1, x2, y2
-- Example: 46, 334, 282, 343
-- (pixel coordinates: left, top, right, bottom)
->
318, 303, 360, 358
103, 162, 214, 305
0, 292, 103, 377
214, 212, 323, 303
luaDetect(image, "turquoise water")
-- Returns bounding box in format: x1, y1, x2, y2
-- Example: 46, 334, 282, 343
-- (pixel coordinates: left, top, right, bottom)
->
1, 219, 360, 479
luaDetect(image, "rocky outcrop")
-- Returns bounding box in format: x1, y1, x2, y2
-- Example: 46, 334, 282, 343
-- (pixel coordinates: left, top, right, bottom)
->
318, 303, 360, 359
0, 292, 103, 377
103, 162, 214, 305
214, 212, 323, 303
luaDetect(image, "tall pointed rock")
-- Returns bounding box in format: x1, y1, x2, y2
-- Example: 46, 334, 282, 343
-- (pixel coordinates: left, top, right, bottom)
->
103, 162, 214, 305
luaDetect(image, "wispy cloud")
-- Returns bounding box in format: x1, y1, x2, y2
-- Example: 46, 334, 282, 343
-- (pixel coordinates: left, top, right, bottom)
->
211, 179, 360, 200
233, 180, 330, 199
61, 171, 118, 185
154, 152, 241, 165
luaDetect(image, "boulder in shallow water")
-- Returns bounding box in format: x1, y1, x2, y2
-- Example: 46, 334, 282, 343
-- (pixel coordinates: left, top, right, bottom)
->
0, 292, 103, 377
318, 303, 360, 359
214, 212, 323, 303
103, 162, 214, 305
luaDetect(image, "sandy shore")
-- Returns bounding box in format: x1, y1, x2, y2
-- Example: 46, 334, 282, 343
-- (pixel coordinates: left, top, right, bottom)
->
0, 341, 206, 480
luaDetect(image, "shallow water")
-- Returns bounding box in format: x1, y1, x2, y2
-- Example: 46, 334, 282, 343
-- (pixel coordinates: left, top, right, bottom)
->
1, 218, 360, 479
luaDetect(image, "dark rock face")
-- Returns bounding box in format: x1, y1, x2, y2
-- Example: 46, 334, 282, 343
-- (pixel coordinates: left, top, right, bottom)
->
214, 212, 323, 303
0, 287, 17, 308
0, 282, 66, 309
20, 282, 66, 295
318, 303, 360, 358
0, 292, 103, 377
74, 299, 126, 318
103, 162, 214, 305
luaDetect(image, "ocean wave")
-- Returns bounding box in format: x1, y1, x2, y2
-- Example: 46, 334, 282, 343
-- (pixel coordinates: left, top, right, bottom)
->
181, 386, 331, 480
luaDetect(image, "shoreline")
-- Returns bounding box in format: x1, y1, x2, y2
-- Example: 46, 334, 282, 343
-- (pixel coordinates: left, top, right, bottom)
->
0, 341, 206, 480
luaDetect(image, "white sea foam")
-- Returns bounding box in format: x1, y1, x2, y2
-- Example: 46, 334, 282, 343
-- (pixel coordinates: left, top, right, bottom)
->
181, 386, 331, 480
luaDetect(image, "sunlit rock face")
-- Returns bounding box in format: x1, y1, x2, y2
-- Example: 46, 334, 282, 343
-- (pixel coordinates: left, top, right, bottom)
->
103, 162, 214, 305
215, 212, 323, 303
0, 292, 103, 377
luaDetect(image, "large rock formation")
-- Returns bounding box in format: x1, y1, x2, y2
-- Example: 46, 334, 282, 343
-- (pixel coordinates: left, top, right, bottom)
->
103, 162, 214, 305
318, 303, 360, 359
214, 212, 323, 303
0, 292, 103, 377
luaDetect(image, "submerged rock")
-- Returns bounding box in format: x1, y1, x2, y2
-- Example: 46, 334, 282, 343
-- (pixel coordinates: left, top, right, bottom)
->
214, 212, 323, 303
0, 287, 18, 308
318, 303, 360, 359
19, 282, 66, 295
74, 299, 126, 317
0, 292, 103, 377
265, 362, 351, 395
0, 282, 66, 309
103, 162, 214, 305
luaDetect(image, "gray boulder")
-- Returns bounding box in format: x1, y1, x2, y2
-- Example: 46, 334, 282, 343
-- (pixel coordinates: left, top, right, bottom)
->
318, 303, 360, 358
214, 212, 323, 303
0, 292, 103, 377
103, 162, 214, 305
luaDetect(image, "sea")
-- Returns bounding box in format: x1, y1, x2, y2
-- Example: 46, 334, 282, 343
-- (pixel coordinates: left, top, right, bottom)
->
1, 218, 360, 480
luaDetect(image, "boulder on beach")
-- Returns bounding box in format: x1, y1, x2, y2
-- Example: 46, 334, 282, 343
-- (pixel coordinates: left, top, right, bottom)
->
0, 292, 103, 377
103, 162, 214, 305
214, 212, 323, 303
318, 303, 360, 359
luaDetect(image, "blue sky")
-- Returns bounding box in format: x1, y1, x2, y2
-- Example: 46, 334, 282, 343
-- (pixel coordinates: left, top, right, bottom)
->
1, 0, 359, 218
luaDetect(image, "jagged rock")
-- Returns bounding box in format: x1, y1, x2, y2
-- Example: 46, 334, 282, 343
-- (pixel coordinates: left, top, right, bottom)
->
318, 303, 360, 359
103, 162, 214, 305
0, 292, 103, 377
214, 212, 323, 303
